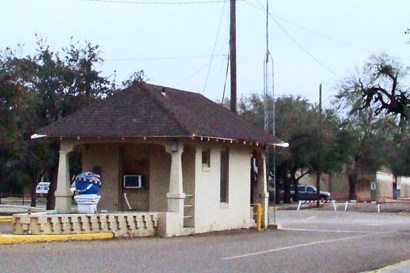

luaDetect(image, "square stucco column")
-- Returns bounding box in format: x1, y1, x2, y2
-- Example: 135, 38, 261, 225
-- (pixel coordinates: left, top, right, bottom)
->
55, 143, 74, 212
256, 152, 269, 229
166, 143, 185, 228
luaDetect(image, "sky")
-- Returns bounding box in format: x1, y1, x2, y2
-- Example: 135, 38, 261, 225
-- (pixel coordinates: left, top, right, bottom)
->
1, 0, 409, 107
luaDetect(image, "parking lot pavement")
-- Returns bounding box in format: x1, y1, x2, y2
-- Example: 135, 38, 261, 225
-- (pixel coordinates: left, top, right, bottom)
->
270, 209, 410, 273
2, 219, 410, 273
272, 209, 410, 233
371, 259, 410, 273
272, 200, 410, 214
2, 202, 410, 272
0, 203, 46, 234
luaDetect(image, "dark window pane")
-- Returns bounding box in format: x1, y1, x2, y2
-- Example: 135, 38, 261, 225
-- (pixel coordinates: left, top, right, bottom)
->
220, 150, 229, 203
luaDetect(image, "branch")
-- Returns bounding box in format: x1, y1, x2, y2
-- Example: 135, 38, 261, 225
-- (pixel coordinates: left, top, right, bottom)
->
296, 168, 312, 182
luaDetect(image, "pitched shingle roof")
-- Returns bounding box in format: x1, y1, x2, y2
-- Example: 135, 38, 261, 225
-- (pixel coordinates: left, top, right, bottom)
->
36, 82, 280, 145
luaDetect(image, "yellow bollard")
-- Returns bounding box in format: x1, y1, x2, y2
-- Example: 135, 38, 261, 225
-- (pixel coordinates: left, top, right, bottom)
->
255, 203, 263, 231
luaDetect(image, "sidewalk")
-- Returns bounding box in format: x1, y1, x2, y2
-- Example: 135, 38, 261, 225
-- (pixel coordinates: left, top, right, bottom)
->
365, 259, 410, 273
0, 204, 45, 215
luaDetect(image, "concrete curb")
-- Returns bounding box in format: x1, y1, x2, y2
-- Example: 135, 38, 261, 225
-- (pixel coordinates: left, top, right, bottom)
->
0, 204, 45, 210
0, 232, 114, 245
0, 216, 12, 223
362, 259, 410, 272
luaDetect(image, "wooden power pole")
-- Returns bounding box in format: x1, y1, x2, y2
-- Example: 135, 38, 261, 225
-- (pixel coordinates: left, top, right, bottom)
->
230, 0, 237, 114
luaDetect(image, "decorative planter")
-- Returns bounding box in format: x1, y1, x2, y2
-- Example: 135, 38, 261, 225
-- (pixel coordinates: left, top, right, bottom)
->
74, 172, 102, 213
74, 194, 101, 214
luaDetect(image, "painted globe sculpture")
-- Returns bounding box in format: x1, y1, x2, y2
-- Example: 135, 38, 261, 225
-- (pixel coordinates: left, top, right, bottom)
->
75, 172, 102, 195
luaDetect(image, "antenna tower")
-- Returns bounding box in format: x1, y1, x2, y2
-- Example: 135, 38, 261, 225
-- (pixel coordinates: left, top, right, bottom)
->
263, 0, 276, 223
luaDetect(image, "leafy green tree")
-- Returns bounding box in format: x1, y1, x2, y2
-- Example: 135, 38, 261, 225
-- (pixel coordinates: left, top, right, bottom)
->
376, 117, 410, 191
337, 111, 386, 199
274, 96, 318, 202
337, 53, 410, 121
0, 47, 38, 195
121, 69, 146, 88
336, 53, 410, 199
0, 39, 114, 208
238, 95, 349, 203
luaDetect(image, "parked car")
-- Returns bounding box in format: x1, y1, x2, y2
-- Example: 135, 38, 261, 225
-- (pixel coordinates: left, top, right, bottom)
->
278, 183, 332, 202
35, 182, 50, 197
297, 185, 332, 202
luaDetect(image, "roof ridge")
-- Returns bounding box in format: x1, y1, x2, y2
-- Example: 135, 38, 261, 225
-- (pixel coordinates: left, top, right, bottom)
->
139, 83, 193, 136
144, 83, 274, 140
185, 90, 273, 138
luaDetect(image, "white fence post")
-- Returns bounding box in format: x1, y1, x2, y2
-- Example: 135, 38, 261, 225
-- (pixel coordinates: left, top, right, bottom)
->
332, 200, 337, 211
344, 201, 349, 211
297, 201, 303, 211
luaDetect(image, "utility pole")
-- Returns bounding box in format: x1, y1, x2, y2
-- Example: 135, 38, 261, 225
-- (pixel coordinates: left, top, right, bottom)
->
230, 0, 237, 114
316, 83, 322, 208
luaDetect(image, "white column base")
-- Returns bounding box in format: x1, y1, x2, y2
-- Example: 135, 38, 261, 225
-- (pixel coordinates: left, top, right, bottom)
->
74, 194, 101, 214
55, 193, 73, 213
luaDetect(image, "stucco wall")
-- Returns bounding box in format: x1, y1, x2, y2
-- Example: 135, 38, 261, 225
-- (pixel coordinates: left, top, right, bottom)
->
182, 145, 196, 227
149, 145, 171, 212
398, 176, 410, 197
82, 143, 120, 211
194, 144, 251, 233
299, 174, 331, 193
80, 141, 254, 234
299, 172, 349, 200
356, 177, 371, 201
121, 144, 152, 211
376, 171, 393, 201
300, 169, 396, 201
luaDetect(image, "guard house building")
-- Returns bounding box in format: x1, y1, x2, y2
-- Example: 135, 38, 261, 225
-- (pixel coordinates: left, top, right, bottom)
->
33, 82, 282, 236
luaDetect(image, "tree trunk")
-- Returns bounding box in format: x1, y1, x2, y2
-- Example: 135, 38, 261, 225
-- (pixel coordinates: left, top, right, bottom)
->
347, 164, 358, 200
393, 175, 398, 199
46, 165, 58, 210
30, 171, 45, 207
275, 178, 280, 204
292, 178, 299, 202
283, 178, 291, 204
30, 181, 37, 207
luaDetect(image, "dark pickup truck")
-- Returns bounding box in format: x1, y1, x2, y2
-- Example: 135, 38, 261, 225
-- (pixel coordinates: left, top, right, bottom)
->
297, 185, 332, 201
279, 184, 332, 202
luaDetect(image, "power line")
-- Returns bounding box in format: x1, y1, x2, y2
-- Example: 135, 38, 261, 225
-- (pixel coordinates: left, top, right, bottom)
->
247, 0, 339, 77
221, 53, 230, 103
250, 0, 410, 63
173, 44, 229, 87
85, 0, 233, 5
203, 0, 227, 93
173, 62, 211, 86
272, 15, 373, 54
104, 54, 226, 62
252, 0, 372, 54
270, 14, 339, 77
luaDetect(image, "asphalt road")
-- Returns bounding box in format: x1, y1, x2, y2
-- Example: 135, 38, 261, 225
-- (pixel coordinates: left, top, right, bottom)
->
2, 210, 410, 273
